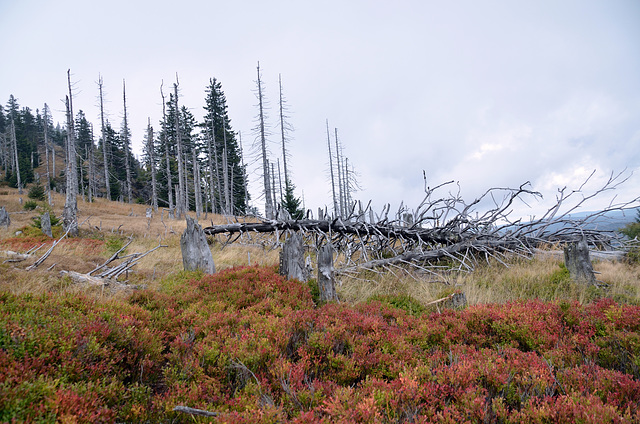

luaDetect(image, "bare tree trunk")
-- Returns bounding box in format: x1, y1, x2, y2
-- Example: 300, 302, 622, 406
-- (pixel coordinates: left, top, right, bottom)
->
193, 146, 202, 217
180, 215, 215, 274
87, 123, 95, 203
43, 104, 52, 205
279, 233, 307, 281
326, 120, 337, 217
98, 75, 110, 200
564, 239, 597, 285
278, 74, 291, 189
256, 63, 274, 218
222, 116, 230, 214
147, 118, 158, 212
10, 117, 22, 194
160, 82, 174, 218
122, 80, 133, 204
206, 125, 216, 214
239, 132, 249, 213
63, 70, 78, 237
318, 243, 338, 302
334, 128, 345, 217
174, 80, 186, 217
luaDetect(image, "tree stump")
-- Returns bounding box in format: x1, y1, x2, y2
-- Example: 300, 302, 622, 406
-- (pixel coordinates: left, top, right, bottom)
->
318, 243, 338, 302
0, 207, 9, 228
279, 233, 307, 281
564, 239, 596, 285
180, 216, 216, 274
41, 212, 52, 238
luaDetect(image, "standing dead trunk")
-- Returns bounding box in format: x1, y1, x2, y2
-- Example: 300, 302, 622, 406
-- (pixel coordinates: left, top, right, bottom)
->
256, 63, 274, 219
122, 80, 133, 204
318, 243, 338, 302
326, 120, 338, 217
0, 206, 10, 228
174, 80, 186, 217
180, 215, 215, 274
63, 70, 78, 237
43, 104, 52, 206
10, 116, 22, 194
147, 118, 158, 212
193, 147, 202, 218
279, 233, 307, 281
160, 83, 174, 218
564, 239, 596, 285
41, 212, 53, 238
98, 75, 110, 200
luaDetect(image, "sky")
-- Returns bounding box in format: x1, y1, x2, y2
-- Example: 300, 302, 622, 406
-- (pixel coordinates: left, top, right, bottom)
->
1, 0, 639, 221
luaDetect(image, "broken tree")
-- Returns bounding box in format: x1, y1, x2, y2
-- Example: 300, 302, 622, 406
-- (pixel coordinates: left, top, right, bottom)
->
181, 216, 216, 274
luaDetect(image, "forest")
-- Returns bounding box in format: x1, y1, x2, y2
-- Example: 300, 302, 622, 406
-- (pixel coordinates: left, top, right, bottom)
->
0, 67, 326, 221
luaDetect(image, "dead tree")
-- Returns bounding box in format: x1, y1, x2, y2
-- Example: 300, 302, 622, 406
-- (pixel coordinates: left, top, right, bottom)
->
564, 239, 597, 285
0, 206, 9, 228
174, 79, 186, 217
62, 70, 78, 237
41, 212, 52, 238
160, 82, 174, 218
326, 120, 338, 217
146, 118, 158, 212
121, 80, 134, 204
98, 75, 111, 200
279, 233, 307, 281
318, 243, 338, 301
181, 216, 216, 274
204, 172, 639, 280
43, 104, 53, 205
255, 62, 274, 219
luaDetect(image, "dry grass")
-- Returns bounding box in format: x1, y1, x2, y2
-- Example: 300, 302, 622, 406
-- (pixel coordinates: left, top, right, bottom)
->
2, 185, 639, 306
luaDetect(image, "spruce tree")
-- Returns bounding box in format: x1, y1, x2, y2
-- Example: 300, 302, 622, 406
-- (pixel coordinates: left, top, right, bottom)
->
202, 78, 249, 215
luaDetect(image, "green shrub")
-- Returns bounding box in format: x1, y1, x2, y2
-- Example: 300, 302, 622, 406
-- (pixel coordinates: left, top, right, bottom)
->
368, 293, 426, 316
27, 184, 45, 201
23, 200, 38, 211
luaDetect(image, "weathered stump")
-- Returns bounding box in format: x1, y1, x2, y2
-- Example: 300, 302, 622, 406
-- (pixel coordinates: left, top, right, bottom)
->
443, 292, 467, 309
279, 233, 308, 281
41, 212, 52, 238
0, 207, 9, 228
318, 243, 338, 302
180, 216, 215, 274
564, 239, 596, 285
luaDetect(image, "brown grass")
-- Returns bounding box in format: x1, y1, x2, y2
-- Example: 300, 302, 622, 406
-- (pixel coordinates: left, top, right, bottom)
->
2, 185, 639, 306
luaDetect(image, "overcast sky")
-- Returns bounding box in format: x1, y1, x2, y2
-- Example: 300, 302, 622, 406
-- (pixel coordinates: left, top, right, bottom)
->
1, 0, 639, 220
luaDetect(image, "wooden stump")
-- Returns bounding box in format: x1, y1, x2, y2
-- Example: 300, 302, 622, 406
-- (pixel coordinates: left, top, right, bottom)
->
318, 243, 338, 302
0, 207, 9, 228
180, 216, 216, 274
564, 239, 596, 285
279, 233, 307, 281
41, 212, 52, 238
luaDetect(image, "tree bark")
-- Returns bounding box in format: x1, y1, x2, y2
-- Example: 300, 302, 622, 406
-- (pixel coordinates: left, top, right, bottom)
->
122, 80, 133, 204
98, 75, 110, 200
180, 215, 216, 274
63, 70, 78, 237
160, 83, 174, 218
256, 63, 274, 219
41, 212, 52, 238
318, 243, 338, 302
279, 233, 307, 281
147, 118, 158, 212
0, 206, 10, 228
564, 239, 596, 285
174, 80, 186, 217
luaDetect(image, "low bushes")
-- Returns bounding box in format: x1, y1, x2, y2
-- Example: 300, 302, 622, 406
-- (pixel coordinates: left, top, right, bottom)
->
1, 266, 639, 422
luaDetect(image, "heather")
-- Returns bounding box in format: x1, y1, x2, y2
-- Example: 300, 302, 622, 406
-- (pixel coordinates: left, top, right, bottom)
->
1, 266, 639, 423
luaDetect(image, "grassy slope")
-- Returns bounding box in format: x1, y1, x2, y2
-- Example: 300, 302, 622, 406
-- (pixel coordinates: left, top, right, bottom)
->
1, 185, 640, 423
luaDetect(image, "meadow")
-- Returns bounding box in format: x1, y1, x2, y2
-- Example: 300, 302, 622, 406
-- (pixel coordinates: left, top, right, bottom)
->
1, 186, 640, 423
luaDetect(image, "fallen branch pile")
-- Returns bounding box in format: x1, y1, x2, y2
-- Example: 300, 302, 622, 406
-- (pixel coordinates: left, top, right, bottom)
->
204, 171, 639, 277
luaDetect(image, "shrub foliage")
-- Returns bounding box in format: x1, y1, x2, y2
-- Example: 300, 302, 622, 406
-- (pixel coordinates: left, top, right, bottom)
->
1, 266, 639, 423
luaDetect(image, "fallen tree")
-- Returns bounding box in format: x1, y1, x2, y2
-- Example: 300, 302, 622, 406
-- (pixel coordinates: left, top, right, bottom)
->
204, 171, 639, 277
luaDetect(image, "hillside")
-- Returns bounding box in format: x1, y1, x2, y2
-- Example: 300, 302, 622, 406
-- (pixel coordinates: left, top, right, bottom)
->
1, 185, 640, 422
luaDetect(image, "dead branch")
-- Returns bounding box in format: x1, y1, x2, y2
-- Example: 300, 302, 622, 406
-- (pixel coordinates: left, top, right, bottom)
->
203, 173, 638, 277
